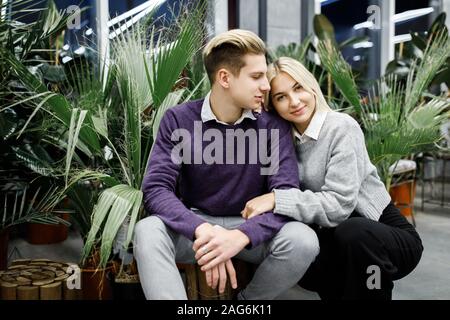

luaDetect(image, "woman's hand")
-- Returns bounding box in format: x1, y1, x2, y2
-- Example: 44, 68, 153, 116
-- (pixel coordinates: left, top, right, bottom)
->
241, 192, 275, 219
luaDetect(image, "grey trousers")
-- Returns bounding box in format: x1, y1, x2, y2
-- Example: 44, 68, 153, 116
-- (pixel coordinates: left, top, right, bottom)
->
133, 212, 319, 300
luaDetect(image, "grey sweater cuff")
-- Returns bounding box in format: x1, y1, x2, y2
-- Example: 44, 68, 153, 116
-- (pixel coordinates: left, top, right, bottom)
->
273, 189, 298, 218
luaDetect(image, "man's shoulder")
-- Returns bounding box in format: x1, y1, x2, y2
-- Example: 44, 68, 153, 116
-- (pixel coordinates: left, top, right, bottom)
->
167, 98, 204, 116
257, 110, 290, 129
160, 98, 204, 127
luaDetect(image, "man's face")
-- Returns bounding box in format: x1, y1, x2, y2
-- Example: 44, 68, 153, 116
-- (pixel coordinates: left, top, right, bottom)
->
228, 54, 270, 110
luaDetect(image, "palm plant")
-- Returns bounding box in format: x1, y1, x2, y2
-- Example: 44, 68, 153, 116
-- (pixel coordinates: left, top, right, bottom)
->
386, 12, 450, 89
3, 1, 207, 269
315, 31, 450, 190
1, 182, 68, 232
268, 35, 313, 64
0, 0, 81, 235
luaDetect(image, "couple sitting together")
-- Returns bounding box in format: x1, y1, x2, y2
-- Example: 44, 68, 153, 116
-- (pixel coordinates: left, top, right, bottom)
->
133, 29, 423, 300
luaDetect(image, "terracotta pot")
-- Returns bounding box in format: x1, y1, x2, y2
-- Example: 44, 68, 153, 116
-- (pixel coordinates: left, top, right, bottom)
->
81, 266, 114, 300
389, 181, 416, 217
26, 212, 70, 245
0, 228, 9, 270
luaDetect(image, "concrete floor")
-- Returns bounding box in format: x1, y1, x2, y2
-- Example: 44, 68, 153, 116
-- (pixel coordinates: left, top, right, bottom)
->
6, 183, 450, 300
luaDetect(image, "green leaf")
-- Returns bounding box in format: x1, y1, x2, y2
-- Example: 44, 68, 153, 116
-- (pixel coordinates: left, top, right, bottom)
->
316, 40, 361, 113
411, 32, 427, 51
429, 12, 448, 37
0, 109, 18, 140
152, 89, 185, 139
12, 145, 55, 177
1, 48, 102, 154
65, 108, 88, 186
404, 31, 450, 114
81, 185, 143, 269
313, 14, 336, 45
385, 60, 410, 78
39, 64, 67, 82
148, 2, 206, 107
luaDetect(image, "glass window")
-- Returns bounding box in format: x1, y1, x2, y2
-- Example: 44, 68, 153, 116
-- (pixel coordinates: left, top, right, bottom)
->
321, 0, 378, 88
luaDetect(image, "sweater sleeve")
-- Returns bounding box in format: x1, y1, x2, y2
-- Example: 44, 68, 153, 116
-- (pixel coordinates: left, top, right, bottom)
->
237, 117, 299, 248
274, 124, 362, 227
142, 109, 205, 240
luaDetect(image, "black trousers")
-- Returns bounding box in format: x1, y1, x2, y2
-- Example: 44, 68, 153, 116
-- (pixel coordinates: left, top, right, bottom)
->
298, 203, 424, 300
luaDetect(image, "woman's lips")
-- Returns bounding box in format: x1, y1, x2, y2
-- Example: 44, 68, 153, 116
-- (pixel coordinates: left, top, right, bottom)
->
291, 106, 306, 116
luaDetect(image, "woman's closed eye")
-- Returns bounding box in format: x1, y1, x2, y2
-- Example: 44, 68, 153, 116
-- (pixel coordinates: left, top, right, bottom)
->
294, 84, 303, 91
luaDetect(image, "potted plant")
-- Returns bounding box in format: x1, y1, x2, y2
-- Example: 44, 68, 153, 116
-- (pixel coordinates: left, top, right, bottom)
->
0, 180, 68, 270
313, 26, 450, 210
3, 0, 208, 287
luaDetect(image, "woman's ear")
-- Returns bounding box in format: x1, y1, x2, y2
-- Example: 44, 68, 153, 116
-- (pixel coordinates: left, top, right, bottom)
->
216, 68, 231, 89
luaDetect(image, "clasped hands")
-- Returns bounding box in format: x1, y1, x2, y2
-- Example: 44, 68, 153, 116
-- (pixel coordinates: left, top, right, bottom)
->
192, 192, 275, 293
193, 223, 247, 293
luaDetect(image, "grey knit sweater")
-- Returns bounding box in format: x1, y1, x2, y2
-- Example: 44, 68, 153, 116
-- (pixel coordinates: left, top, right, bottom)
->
274, 111, 391, 227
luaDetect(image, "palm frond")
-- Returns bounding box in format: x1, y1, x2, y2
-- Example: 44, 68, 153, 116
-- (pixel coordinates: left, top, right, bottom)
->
148, 1, 206, 107
269, 35, 313, 64
316, 40, 362, 113
1, 185, 67, 230
81, 184, 143, 269
65, 108, 88, 186
404, 31, 450, 113
12, 145, 55, 176
152, 89, 185, 139
1, 48, 102, 154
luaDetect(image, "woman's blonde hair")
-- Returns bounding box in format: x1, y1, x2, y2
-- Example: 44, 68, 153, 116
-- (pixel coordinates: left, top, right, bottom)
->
203, 29, 266, 84
266, 57, 332, 112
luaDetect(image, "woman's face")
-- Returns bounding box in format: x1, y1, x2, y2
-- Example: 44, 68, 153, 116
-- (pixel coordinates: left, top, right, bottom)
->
270, 72, 316, 133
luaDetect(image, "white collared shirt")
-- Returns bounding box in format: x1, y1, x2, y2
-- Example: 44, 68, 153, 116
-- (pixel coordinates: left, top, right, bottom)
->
201, 91, 257, 125
292, 110, 328, 144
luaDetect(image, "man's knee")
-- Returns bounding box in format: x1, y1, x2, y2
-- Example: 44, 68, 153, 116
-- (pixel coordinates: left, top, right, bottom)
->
134, 215, 168, 251
275, 222, 320, 262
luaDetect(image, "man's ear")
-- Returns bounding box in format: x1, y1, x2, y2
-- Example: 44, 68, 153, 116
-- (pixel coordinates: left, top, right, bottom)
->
216, 68, 231, 89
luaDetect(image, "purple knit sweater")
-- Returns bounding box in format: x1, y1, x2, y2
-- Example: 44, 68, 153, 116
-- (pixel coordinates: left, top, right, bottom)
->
142, 99, 299, 248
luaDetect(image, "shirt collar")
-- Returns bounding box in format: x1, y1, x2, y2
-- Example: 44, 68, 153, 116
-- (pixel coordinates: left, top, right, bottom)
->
292, 110, 328, 144
201, 91, 257, 125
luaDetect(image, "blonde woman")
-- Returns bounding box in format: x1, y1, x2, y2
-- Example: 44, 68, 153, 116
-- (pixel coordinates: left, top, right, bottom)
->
241, 57, 423, 300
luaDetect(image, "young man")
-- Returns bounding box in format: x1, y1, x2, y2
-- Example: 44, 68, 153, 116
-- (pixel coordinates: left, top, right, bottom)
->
134, 29, 319, 299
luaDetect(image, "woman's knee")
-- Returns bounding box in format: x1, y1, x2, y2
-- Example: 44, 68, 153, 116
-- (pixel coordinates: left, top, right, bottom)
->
334, 217, 378, 248
277, 222, 320, 262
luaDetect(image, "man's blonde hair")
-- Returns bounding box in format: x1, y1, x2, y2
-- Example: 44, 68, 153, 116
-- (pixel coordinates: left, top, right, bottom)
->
266, 57, 332, 113
203, 29, 266, 84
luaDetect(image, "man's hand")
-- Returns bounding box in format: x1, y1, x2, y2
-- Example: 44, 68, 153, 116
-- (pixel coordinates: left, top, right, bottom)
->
193, 225, 250, 272
194, 223, 238, 291
241, 192, 275, 219
194, 222, 215, 240
204, 259, 237, 292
